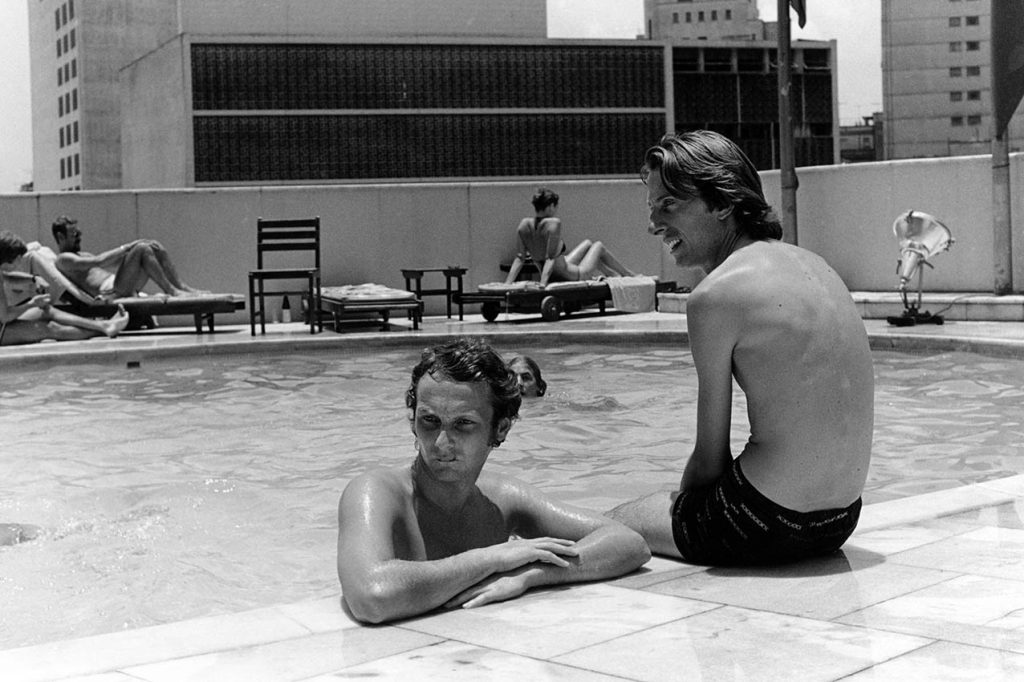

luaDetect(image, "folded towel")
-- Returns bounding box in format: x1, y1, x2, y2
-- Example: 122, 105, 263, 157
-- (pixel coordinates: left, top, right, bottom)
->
606, 276, 657, 313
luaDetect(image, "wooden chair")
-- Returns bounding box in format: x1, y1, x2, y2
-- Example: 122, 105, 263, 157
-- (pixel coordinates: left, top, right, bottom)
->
248, 216, 322, 335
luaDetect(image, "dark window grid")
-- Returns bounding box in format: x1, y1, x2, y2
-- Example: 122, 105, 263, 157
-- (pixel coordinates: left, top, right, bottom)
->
190, 43, 664, 111
193, 113, 664, 182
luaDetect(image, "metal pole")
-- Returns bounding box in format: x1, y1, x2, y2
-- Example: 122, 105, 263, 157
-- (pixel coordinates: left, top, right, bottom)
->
777, 0, 799, 244
992, 130, 1014, 293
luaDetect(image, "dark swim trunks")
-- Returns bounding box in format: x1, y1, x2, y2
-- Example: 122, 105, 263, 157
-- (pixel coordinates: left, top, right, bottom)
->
671, 458, 861, 566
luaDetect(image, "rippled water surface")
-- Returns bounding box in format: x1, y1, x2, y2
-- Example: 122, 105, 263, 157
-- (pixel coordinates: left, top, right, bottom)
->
1, 345, 1022, 647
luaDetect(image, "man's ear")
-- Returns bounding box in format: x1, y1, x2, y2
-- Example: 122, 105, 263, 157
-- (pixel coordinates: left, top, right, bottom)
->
493, 417, 513, 445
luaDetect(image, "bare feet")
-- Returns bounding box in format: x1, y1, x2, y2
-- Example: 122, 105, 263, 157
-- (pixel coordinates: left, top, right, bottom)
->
103, 305, 130, 337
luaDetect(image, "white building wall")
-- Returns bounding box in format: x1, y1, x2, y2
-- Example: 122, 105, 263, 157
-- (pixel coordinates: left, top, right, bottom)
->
644, 0, 763, 41
882, 0, 1024, 159
28, 0, 546, 192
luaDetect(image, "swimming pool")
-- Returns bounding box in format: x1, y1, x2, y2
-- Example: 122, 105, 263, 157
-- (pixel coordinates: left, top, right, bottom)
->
1, 344, 1022, 648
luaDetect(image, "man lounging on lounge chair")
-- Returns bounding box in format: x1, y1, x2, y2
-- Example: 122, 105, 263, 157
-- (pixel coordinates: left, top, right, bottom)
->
51, 215, 209, 302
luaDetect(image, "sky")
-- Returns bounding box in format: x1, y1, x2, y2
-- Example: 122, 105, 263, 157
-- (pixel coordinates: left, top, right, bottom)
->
0, 0, 881, 193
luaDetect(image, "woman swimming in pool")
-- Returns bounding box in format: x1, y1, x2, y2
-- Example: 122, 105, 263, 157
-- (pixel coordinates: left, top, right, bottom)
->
502, 188, 636, 287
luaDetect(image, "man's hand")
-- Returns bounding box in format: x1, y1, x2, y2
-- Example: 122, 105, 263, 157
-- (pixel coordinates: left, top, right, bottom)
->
489, 536, 578, 572
30, 293, 53, 309
445, 564, 538, 609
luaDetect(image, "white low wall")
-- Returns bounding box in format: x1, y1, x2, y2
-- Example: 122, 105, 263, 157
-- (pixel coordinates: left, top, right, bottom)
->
2, 153, 1021, 325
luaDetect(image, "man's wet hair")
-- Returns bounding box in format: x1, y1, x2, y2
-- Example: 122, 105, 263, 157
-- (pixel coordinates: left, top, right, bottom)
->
641, 130, 782, 240
531, 188, 560, 212
406, 338, 521, 446
509, 355, 547, 397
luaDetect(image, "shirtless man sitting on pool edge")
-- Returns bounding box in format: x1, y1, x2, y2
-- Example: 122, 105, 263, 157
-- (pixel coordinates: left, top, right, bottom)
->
336, 338, 649, 624
607, 131, 874, 566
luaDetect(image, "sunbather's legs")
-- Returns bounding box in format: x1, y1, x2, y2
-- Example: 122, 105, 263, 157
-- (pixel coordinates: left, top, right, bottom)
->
574, 241, 636, 279
115, 241, 206, 297
4, 305, 130, 344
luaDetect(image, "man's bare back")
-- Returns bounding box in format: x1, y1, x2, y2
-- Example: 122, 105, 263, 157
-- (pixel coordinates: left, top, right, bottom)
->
692, 240, 873, 511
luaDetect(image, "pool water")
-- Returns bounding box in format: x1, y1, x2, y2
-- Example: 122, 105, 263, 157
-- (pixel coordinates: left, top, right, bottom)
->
1, 344, 1022, 648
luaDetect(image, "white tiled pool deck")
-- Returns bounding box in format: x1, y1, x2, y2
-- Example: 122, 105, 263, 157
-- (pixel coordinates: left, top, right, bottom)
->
3, 308, 1024, 681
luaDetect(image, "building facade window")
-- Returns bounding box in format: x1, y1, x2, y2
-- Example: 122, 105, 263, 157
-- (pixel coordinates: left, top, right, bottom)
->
57, 67, 63, 85
966, 15, 979, 25
966, 65, 980, 76
726, 9, 732, 20
949, 42, 962, 52
71, 59, 76, 78
966, 41, 980, 50
951, 116, 964, 126
68, 0, 74, 20
673, 12, 679, 23
950, 91, 963, 101
711, 10, 718, 20
59, 128, 65, 147
967, 114, 981, 124
73, 120, 79, 142
69, 28, 75, 49
949, 17, 961, 27
950, 67, 962, 77
55, 9, 61, 30
967, 90, 981, 100
72, 88, 77, 110
686, 12, 692, 22
698, 11, 705, 21
74, 154, 80, 176
58, 96, 63, 117
56, 39, 62, 57
60, 158, 66, 179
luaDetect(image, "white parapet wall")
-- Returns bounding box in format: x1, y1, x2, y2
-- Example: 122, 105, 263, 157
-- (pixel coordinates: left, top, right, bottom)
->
2, 153, 1021, 325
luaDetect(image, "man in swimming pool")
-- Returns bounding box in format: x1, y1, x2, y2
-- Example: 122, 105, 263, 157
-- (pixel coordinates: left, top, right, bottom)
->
606, 131, 874, 565
336, 338, 649, 624
51, 215, 209, 303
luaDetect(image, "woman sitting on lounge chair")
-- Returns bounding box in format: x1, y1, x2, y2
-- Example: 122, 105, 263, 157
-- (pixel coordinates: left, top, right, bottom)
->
503, 188, 636, 287
0, 231, 128, 346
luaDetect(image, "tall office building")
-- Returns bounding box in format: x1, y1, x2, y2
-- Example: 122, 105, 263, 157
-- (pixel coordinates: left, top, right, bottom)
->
644, 0, 837, 168
27, 0, 547, 191
643, 0, 767, 42
29, 0, 834, 189
882, 0, 1024, 159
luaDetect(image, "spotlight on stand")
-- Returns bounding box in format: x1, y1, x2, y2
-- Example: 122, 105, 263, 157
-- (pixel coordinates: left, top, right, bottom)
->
886, 210, 955, 327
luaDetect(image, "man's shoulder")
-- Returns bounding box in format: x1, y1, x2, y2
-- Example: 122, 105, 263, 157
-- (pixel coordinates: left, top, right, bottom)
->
344, 467, 412, 500
477, 470, 548, 506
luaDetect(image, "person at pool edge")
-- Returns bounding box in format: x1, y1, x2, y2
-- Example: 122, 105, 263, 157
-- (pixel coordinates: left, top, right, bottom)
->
606, 131, 874, 565
503, 188, 636, 286
336, 338, 649, 624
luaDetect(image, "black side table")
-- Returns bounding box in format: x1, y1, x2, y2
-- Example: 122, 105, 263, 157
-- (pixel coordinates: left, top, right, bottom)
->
401, 266, 468, 320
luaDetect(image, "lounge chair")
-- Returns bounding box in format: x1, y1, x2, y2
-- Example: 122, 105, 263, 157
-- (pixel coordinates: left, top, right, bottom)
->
318, 283, 423, 331
455, 277, 676, 322
59, 293, 245, 333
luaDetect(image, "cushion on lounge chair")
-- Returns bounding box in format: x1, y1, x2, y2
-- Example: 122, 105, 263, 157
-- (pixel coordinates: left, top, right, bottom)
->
111, 293, 245, 314
319, 284, 416, 302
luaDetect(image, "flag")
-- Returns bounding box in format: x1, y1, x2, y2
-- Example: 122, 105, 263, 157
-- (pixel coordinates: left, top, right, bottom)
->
790, 0, 807, 29
992, 0, 1024, 136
